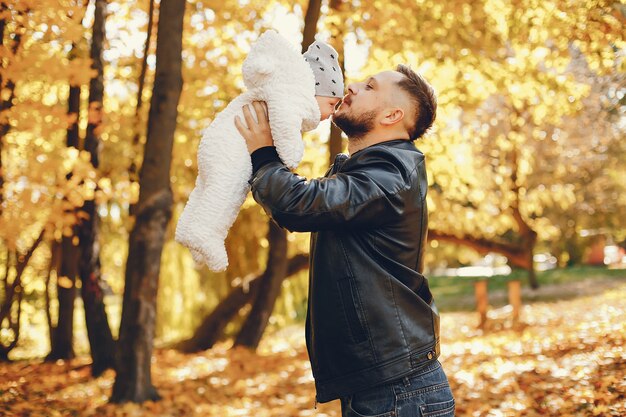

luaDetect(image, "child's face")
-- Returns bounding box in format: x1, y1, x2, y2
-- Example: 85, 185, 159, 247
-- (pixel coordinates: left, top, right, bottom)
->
315, 96, 342, 121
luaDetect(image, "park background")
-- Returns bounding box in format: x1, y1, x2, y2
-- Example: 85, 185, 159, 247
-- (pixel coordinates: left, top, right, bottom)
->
0, 0, 625, 415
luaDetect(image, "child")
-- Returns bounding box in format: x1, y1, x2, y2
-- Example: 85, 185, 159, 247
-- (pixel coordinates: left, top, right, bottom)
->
304, 40, 345, 119
175, 31, 344, 271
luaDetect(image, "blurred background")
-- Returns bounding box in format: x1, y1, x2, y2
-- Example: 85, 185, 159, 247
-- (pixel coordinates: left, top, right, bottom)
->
0, 0, 625, 416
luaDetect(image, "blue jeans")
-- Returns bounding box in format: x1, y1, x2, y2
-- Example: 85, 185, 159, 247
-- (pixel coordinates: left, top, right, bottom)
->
340, 360, 455, 417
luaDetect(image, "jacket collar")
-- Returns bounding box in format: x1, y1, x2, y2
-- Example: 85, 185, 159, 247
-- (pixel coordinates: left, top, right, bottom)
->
332, 139, 417, 174
350, 138, 414, 157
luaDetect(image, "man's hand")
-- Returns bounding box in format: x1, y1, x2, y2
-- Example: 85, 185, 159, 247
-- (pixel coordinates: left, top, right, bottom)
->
235, 101, 272, 154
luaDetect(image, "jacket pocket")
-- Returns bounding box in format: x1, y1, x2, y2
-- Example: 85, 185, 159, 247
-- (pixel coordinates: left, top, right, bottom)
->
337, 277, 368, 344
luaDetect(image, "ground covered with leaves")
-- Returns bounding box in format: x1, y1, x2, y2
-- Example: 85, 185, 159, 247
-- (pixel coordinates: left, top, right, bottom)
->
1, 283, 625, 417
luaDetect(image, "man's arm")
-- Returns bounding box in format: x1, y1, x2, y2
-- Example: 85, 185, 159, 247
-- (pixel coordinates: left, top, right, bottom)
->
235, 102, 410, 232
248, 151, 410, 232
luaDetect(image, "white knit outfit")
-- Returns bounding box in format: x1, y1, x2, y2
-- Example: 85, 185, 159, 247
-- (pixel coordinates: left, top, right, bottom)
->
175, 30, 321, 271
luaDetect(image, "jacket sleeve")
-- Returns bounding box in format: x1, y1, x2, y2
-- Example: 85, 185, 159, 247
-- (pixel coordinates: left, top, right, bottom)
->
248, 149, 412, 232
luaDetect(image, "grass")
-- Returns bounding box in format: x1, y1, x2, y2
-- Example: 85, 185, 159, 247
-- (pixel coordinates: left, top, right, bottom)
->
429, 265, 626, 312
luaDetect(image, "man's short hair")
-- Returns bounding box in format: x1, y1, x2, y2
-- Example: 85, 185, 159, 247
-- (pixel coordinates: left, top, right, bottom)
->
395, 64, 437, 141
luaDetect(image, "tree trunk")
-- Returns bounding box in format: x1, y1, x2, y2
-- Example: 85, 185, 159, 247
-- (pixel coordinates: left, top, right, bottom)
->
46, 30, 85, 361
427, 230, 530, 269
0, 230, 45, 361
0, 279, 23, 362
524, 228, 539, 289
0, 250, 13, 362
0, 6, 25, 211
79, 0, 115, 377
564, 231, 584, 266
0, 7, 5, 203
509, 146, 539, 289
45, 241, 61, 348
328, 0, 346, 164
110, 0, 185, 403
67, 84, 80, 148
301, 0, 322, 53
46, 236, 78, 361
234, 222, 289, 348
129, 0, 156, 190
177, 254, 308, 353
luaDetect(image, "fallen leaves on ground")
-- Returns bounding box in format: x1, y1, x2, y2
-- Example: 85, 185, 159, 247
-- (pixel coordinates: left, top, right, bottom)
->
1, 284, 625, 417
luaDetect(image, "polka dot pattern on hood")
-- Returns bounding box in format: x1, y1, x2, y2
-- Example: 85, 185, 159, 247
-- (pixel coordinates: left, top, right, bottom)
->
303, 41, 345, 98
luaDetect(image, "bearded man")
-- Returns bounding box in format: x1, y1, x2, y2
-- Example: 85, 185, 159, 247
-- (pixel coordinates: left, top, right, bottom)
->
235, 65, 455, 417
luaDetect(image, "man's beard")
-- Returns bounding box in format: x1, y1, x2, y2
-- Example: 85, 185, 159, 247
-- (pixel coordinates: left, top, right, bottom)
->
332, 108, 378, 140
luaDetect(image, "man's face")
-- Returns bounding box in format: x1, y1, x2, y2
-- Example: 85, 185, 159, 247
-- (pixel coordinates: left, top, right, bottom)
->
332, 71, 405, 138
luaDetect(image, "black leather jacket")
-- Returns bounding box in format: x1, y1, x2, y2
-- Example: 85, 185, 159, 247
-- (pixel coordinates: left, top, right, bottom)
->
249, 139, 440, 403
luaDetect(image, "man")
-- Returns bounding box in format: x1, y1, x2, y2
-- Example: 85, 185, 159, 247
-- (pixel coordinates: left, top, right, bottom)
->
235, 65, 455, 417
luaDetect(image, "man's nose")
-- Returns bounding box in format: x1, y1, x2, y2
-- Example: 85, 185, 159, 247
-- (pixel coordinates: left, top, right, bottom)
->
347, 84, 357, 95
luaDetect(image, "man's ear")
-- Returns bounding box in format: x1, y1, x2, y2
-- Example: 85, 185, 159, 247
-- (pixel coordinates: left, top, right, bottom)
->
380, 108, 404, 126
